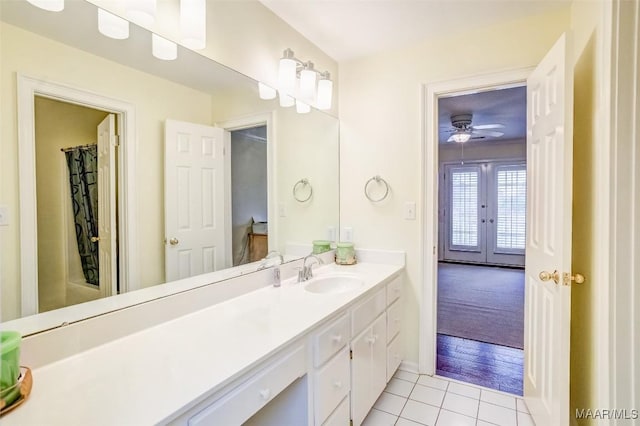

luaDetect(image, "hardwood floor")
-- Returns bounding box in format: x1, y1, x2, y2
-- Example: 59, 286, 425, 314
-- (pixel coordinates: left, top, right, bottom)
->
436, 333, 524, 396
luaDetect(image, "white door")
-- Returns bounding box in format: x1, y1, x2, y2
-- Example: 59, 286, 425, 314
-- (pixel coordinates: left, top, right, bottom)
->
97, 114, 117, 298
164, 119, 226, 282
524, 33, 574, 425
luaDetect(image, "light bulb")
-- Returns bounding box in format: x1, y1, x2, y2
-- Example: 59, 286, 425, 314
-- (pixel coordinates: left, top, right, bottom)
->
25, 0, 64, 12
126, 0, 156, 27
279, 91, 294, 108
316, 77, 333, 110
181, 0, 206, 50
278, 49, 297, 96
258, 82, 277, 100
452, 132, 471, 143
296, 100, 310, 114
299, 66, 316, 102
152, 34, 177, 61
98, 9, 129, 40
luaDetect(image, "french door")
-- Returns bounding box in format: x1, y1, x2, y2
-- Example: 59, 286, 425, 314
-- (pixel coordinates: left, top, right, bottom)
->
443, 160, 526, 267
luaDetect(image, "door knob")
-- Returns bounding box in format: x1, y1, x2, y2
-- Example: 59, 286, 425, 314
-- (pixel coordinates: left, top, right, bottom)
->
90, 236, 100, 243
539, 270, 560, 285
168, 238, 179, 246
563, 272, 585, 286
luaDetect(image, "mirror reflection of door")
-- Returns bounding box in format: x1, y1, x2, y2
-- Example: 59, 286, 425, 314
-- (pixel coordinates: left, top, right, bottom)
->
230, 126, 268, 266
35, 96, 118, 313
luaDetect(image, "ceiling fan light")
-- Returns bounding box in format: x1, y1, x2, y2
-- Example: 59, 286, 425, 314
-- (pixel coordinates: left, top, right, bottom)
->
452, 132, 471, 143
98, 9, 129, 40
152, 34, 178, 60
25, 0, 64, 12
181, 0, 206, 50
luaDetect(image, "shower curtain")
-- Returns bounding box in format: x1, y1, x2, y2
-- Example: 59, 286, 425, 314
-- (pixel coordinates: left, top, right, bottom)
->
64, 145, 99, 286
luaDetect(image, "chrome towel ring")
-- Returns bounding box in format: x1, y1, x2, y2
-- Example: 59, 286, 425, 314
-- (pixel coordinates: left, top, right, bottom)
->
364, 175, 390, 202
293, 178, 313, 202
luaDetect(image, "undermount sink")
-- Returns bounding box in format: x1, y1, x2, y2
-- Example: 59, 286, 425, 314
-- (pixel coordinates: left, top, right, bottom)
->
304, 274, 364, 294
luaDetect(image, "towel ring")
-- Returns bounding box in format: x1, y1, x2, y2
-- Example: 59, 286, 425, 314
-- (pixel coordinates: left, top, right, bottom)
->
293, 178, 313, 202
364, 175, 390, 202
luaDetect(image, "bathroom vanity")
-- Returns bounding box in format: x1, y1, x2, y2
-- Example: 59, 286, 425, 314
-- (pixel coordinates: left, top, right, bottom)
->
1, 252, 404, 425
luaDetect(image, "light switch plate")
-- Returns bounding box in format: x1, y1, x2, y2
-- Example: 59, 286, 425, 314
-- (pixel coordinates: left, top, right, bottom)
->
0, 205, 8, 226
404, 201, 416, 220
278, 203, 286, 218
327, 226, 336, 242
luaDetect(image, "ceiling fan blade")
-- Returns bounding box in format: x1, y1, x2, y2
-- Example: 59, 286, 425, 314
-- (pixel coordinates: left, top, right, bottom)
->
473, 123, 505, 130
472, 129, 504, 137
446, 135, 455, 142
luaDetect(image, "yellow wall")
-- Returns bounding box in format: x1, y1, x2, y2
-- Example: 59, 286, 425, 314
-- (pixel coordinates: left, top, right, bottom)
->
338, 7, 572, 368
0, 22, 213, 321
569, 0, 607, 422
35, 97, 107, 312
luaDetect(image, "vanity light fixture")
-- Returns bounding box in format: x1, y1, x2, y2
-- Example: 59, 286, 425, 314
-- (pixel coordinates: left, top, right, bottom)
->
98, 9, 129, 40
152, 34, 178, 60
25, 0, 64, 12
125, 0, 156, 27
258, 82, 277, 100
452, 131, 472, 143
276, 48, 333, 111
279, 90, 295, 107
296, 99, 311, 114
180, 0, 206, 50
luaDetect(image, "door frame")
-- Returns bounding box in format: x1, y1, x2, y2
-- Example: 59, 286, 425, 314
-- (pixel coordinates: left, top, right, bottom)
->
419, 68, 533, 374
216, 112, 276, 268
17, 73, 139, 316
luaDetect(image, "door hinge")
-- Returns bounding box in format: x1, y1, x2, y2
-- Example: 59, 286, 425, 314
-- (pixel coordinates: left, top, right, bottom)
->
350, 420, 353, 426
113, 135, 120, 147
349, 349, 353, 360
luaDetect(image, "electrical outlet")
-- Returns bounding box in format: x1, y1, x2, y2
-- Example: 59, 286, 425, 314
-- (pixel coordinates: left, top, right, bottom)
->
278, 203, 286, 217
0, 205, 8, 226
327, 226, 336, 242
404, 201, 416, 220
343, 227, 353, 242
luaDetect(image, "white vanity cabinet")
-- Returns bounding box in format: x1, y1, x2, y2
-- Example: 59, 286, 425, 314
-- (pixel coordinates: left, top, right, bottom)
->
311, 314, 351, 425
386, 276, 403, 381
350, 287, 388, 426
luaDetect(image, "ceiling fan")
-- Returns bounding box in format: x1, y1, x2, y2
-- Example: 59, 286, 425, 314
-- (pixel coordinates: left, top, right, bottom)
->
446, 113, 505, 143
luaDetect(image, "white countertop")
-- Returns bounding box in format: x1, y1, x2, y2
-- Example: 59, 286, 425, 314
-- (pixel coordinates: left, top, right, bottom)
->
3, 262, 403, 425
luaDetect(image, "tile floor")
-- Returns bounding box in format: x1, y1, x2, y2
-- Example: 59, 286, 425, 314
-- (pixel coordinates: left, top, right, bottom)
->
363, 370, 535, 426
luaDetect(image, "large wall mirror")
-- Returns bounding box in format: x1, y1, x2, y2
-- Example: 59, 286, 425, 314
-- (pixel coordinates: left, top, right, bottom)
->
0, 0, 339, 333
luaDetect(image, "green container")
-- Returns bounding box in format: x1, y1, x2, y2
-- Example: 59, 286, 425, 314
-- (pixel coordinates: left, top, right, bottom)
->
335, 242, 356, 265
1, 331, 21, 394
312, 240, 331, 254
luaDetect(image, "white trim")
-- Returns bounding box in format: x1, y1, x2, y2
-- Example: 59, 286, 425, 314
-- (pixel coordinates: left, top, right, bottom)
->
216, 112, 276, 265
17, 74, 139, 316
419, 68, 533, 374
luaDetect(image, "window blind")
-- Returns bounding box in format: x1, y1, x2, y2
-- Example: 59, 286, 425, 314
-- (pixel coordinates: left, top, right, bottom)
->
496, 167, 526, 250
451, 170, 478, 247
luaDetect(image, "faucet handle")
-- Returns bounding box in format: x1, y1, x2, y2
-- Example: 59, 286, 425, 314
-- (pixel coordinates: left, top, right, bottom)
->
272, 267, 281, 288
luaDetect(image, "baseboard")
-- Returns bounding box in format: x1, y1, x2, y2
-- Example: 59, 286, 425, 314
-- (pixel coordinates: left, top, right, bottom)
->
399, 360, 419, 375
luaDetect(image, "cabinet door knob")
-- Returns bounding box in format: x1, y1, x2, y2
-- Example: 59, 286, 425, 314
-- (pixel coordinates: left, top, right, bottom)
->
365, 336, 376, 345
333, 381, 342, 388
259, 389, 271, 400
331, 334, 342, 344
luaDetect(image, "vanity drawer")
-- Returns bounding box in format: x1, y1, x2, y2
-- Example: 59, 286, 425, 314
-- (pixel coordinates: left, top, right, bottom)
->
387, 334, 402, 382
314, 313, 350, 367
314, 347, 350, 425
322, 396, 349, 426
387, 299, 402, 343
386, 276, 402, 306
188, 345, 306, 426
351, 287, 386, 337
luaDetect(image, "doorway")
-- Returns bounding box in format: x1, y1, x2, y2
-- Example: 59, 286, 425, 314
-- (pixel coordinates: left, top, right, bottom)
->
34, 96, 118, 312
433, 85, 527, 395
230, 126, 268, 266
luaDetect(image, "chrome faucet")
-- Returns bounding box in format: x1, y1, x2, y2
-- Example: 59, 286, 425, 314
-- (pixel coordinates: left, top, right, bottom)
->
297, 253, 324, 283
258, 251, 284, 287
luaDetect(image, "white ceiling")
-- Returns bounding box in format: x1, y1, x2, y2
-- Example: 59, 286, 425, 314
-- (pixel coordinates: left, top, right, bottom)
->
259, 0, 569, 62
